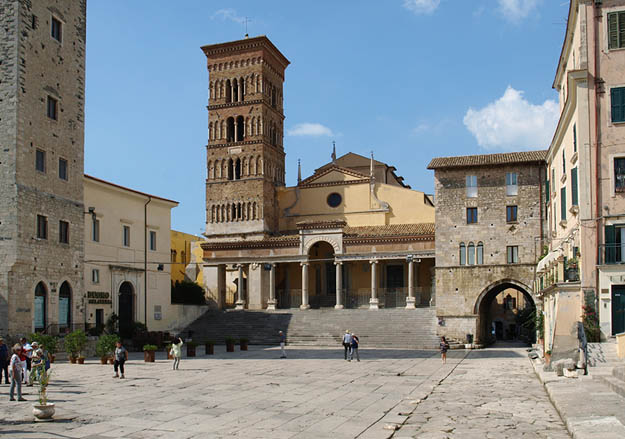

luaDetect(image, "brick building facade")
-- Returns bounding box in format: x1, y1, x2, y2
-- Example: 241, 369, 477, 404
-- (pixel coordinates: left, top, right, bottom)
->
0, 0, 86, 336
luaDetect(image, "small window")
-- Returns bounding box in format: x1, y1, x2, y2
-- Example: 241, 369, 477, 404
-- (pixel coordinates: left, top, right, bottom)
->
122, 225, 130, 247
561, 187, 567, 221
59, 220, 69, 244
468, 242, 475, 265
35, 149, 46, 172
611, 87, 625, 123
51, 16, 62, 43
466, 175, 477, 198
506, 172, 518, 196
506, 205, 518, 223
47, 96, 58, 120
92, 269, 100, 284
58, 158, 68, 181
92, 218, 100, 242
562, 149, 566, 174
36, 215, 48, 239
615, 158, 625, 193
608, 11, 625, 50
327, 193, 342, 208
171, 250, 177, 263
459, 243, 466, 266
149, 231, 157, 251
477, 242, 484, 265
573, 124, 577, 153
467, 207, 478, 224
507, 246, 519, 264
571, 167, 578, 206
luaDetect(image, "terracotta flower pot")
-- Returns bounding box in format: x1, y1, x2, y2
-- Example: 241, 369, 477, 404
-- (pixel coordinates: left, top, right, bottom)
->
100, 356, 108, 365
77, 357, 85, 364
50, 355, 55, 364
108, 357, 114, 365
69, 356, 77, 364
144, 350, 155, 362
226, 343, 234, 352
187, 345, 196, 357
240, 341, 248, 351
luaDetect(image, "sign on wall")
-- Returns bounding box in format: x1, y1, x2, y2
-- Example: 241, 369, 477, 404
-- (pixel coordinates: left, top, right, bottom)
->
87, 291, 112, 305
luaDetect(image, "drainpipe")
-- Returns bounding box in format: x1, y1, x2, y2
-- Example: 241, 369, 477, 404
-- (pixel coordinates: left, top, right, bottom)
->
593, 1, 601, 313
144, 196, 152, 328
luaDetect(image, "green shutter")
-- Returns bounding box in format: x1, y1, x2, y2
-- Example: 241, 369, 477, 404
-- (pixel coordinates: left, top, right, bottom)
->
573, 124, 577, 153
561, 187, 567, 221
546, 179, 550, 202
571, 167, 578, 206
606, 225, 617, 264
613, 88, 625, 123
609, 13, 618, 49
620, 12, 625, 48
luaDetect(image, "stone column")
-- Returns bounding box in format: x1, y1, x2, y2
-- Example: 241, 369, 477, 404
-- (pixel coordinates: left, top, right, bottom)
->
235, 264, 246, 310
406, 259, 416, 309
300, 262, 310, 310
335, 261, 343, 309
234, 117, 239, 142
369, 260, 379, 310
267, 264, 277, 310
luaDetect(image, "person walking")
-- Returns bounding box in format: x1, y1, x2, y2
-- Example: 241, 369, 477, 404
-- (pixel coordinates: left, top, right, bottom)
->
171, 336, 183, 370
18, 340, 29, 386
113, 340, 128, 379
342, 330, 352, 360
9, 344, 25, 401
279, 331, 287, 359
440, 336, 449, 364
30, 342, 44, 383
349, 332, 360, 362
0, 337, 9, 384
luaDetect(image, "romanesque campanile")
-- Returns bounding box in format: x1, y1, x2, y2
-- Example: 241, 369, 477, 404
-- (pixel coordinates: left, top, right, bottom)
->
201, 36, 289, 239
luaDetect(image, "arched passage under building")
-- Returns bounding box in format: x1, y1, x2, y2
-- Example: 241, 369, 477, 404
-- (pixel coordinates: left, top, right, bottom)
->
118, 281, 135, 338
307, 241, 337, 308
474, 280, 536, 345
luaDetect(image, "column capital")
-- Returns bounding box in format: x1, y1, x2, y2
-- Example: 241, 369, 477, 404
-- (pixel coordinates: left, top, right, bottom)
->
369, 259, 378, 265
300, 261, 310, 267
334, 261, 343, 266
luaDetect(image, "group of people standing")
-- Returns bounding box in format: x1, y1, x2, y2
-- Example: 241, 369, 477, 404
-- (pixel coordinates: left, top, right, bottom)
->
342, 330, 360, 362
0, 336, 52, 402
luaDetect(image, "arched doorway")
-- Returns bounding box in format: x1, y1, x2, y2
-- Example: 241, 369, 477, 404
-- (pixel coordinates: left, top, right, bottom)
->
58, 281, 72, 332
34, 282, 47, 332
308, 241, 336, 308
118, 282, 134, 338
475, 280, 536, 345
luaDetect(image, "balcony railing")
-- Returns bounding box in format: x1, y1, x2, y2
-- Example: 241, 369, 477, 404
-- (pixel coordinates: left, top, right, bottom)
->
599, 244, 625, 265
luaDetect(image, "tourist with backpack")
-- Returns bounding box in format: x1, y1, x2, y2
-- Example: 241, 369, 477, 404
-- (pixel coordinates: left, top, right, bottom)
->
113, 340, 128, 379
342, 330, 352, 360
349, 332, 360, 362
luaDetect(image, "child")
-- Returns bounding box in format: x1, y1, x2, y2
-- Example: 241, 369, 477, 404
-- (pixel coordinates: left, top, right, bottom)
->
9, 344, 25, 401
113, 341, 128, 379
171, 336, 183, 370
440, 336, 449, 364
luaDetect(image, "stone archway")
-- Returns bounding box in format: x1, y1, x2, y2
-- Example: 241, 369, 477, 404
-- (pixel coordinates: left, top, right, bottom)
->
34, 282, 48, 332
118, 281, 135, 338
474, 280, 536, 345
59, 281, 72, 332
308, 241, 336, 308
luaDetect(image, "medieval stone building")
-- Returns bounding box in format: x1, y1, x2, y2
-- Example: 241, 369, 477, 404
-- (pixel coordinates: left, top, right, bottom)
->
0, 0, 87, 336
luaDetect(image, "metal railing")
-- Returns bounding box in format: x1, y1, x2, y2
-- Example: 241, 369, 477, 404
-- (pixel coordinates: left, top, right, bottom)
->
599, 244, 625, 265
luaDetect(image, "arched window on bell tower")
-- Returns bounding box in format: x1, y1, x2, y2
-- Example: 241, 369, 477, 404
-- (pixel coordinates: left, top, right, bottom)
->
225, 79, 232, 103
233, 78, 239, 102
227, 117, 235, 142
235, 158, 241, 180
236, 116, 244, 142
227, 158, 234, 180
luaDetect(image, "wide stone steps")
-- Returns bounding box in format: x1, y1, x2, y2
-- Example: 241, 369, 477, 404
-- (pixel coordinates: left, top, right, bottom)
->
183, 308, 440, 349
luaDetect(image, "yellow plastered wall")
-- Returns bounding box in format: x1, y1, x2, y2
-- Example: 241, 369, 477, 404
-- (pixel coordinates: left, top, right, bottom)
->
170, 230, 202, 284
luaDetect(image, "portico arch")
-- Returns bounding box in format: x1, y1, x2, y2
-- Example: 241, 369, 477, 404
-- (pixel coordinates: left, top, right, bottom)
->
307, 241, 337, 308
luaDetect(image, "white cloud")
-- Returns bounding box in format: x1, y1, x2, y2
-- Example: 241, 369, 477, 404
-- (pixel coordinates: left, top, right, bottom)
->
463, 86, 559, 151
287, 123, 334, 137
402, 0, 440, 15
497, 0, 540, 22
212, 8, 246, 24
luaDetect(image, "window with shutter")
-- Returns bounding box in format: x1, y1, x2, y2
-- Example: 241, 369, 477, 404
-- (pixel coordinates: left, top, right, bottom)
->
571, 167, 578, 206
561, 187, 567, 221
546, 178, 550, 202
608, 12, 625, 49
612, 87, 625, 123
605, 225, 617, 263
573, 124, 577, 153
615, 158, 625, 192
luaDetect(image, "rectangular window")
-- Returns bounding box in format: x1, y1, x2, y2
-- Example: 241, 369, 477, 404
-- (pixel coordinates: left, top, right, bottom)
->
467, 207, 478, 224
562, 149, 566, 174
546, 178, 550, 202
36, 215, 48, 239
612, 87, 625, 123
507, 246, 519, 264
35, 149, 46, 172
92, 269, 100, 284
466, 175, 477, 198
47, 96, 57, 120
51, 16, 62, 42
573, 123, 577, 153
561, 187, 567, 221
608, 11, 625, 49
506, 172, 518, 196
615, 158, 625, 192
571, 167, 578, 206
506, 205, 518, 223
149, 231, 157, 251
59, 220, 69, 244
122, 225, 130, 247
58, 158, 68, 181
92, 218, 100, 242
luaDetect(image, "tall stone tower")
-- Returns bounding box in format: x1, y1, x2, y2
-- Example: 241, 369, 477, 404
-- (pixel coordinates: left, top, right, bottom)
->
201, 36, 289, 239
0, 1, 86, 336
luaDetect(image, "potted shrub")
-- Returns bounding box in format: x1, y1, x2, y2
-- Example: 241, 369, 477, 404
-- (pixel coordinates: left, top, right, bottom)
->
186, 342, 197, 357
205, 340, 215, 355
143, 344, 157, 362
30, 333, 58, 364
225, 337, 236, 352
239, 337, 249, 351
32, 364, 54, 421
96, 334, 118, 365
65, 330, 87, 364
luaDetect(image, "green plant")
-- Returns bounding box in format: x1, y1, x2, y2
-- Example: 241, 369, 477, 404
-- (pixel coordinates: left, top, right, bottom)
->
583, 305, 601, 342
239, 337, 249, 344
186, 341, 197, 348
64, 330, 87, 358
30, 333, 58, 354
132, 321, 148, 334
96, 334, 119, 358
35, 364, 52, 405
535, 311, 545, 340
142, 344, 158, 351
105, 313, 119, 335
205, 340, 215, 345
546, 350, 552, 355
171, 280, 206, 305
225, 337, 236, 344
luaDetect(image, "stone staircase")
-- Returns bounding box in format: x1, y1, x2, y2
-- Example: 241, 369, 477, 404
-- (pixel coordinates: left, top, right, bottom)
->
182, 308, 440, 349
588, 340, 625, 398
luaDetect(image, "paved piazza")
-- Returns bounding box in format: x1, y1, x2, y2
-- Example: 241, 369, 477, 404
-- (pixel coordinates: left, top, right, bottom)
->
0, 345, 569, 438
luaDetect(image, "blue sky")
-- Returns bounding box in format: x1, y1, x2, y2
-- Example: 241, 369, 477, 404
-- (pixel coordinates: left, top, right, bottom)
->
85, 0, 569, 235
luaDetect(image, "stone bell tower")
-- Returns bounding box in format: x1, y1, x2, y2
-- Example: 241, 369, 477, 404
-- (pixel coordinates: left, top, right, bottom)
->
201, 36, 289, 239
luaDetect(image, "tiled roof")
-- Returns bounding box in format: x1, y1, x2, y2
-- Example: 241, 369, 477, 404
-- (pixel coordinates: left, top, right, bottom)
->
427, 150, 547, 169
343, 223, 434, 237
